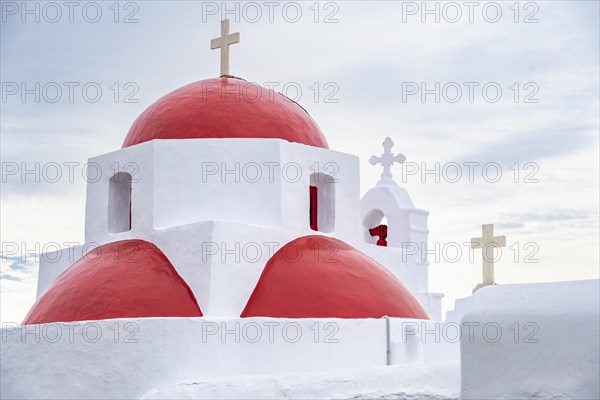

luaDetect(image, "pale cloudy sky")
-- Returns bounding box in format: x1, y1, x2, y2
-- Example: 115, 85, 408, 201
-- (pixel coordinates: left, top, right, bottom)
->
1, 1, 599, 324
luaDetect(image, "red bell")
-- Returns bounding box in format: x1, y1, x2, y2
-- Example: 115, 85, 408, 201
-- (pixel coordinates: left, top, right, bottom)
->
369, 224, 388, 247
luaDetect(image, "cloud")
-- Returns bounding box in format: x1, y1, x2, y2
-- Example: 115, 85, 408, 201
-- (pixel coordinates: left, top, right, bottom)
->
495, 222, 525, 230
514, 210, 592, 223
458, 124, 597, 166
0, 254, 37, 283
0, 274, 22, 282
492, 210, 599, 237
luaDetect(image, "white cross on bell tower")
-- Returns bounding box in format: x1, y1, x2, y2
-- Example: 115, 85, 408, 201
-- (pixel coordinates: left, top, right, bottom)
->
210, 19, 240, 77
369, 137, 406, 180
471, 224, 506, 293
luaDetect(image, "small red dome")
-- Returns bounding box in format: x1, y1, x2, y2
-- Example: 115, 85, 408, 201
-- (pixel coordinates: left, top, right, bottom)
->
23, 240, 202, 325
241, 236, 429, 319
123, 77, 328, 148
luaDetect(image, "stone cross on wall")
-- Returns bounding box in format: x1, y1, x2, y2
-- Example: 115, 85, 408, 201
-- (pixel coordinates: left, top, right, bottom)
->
369, 137, 406, 180
471, 224, 506, 293
210, 19, 240, 76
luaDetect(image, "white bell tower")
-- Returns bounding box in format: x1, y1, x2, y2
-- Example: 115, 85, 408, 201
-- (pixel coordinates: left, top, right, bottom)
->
360, 137, 443, 319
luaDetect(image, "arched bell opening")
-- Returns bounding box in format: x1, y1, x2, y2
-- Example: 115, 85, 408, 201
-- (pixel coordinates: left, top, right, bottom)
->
363, 209, 389, 247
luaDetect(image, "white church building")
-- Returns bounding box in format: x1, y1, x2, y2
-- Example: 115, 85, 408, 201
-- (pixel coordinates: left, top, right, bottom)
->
1, 20, 598, 400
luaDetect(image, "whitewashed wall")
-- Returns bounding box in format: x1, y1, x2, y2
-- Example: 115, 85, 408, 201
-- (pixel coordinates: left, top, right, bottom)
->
83, 139, 361, 242
0, 316, 458, 399
461, 280, 600, 399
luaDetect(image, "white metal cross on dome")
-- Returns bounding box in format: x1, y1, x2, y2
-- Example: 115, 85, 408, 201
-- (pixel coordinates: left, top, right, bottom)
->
471, 224, 506, 293
210, 19, 240, 76
369, 137, 406, 180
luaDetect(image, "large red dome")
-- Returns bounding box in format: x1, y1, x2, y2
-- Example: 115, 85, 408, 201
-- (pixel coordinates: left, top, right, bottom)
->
241, 236, 429, 319
23, 240, 202, 325
123, 77, 328, 148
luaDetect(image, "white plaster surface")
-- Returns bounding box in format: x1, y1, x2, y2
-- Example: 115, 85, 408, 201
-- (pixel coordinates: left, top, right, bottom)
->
0, 316, 460, 399
445, 296, 471, 323
460, 280, 600, 400
142, 361, 460, 399
389, 319, 460, 363
84, 139, 360, 243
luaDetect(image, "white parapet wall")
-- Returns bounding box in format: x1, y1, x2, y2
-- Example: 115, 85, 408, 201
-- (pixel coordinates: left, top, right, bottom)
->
460, 280, 600, 400
0, 316, 459, 399
389, 318, 461, 363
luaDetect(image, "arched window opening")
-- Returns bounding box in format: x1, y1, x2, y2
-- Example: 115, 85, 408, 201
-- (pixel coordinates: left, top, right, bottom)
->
108, 172, 132, 233
309, 173, 335, 233
310, 186, 318, 231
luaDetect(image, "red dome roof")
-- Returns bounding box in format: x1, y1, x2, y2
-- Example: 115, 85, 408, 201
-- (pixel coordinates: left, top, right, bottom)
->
123, 77, 328, 148
241, 236, 429, 319
23, 240, 202, 325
